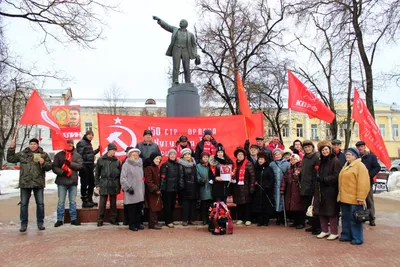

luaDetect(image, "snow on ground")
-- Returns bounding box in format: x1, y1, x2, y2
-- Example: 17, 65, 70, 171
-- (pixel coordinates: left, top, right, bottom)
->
375, 172, 400, 201
0, 170, 59, 198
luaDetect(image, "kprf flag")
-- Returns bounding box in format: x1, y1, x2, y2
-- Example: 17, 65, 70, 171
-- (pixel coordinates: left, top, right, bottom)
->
237, 72, 256, 137
20, 90, 67, 150
352, 88, 391, 169
288, 70, 335, 123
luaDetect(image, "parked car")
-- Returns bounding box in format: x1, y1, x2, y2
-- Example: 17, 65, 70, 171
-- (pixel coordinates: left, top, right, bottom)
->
389, 159, 400, 172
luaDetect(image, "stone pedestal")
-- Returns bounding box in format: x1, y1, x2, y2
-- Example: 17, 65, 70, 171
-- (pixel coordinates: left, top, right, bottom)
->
167, 83, 200, 117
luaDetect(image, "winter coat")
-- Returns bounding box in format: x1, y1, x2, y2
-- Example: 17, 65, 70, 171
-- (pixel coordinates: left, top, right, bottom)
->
160, 160, 183, 193
338, 158, 370, 205
209, 156, 233, 199
7, 146, 52, 189
360, 151, 381, 185
232, 160, 255, 205
144, 163, 163, 211
270, 159, 290, 212
334, 150, 346, 167
120, 158, 145, 205
76, 135, 99, 167
313, 154, 342, 217
267, 141, 285, 151
252, 162, 275, 214
194, 138, 218, 163
244, 140, 273, 162
178, 158, 198, 200
136, 141, 161, 160
299, 151, 320, 196
196, 162, 214, 201
281, 162, 304, 212
95, 154, 121, 195
52, 149, 83, 186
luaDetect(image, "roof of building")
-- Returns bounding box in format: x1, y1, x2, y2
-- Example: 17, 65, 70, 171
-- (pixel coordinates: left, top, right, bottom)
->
68, 98, 166, 108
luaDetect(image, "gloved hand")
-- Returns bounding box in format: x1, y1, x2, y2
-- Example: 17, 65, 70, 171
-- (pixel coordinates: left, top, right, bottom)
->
62, 170, 69, 176
280, 191, 285, 195
201, 178, 207, 184
64, 160, 71, 166
245, 139, 250, 146
127, 187, 134, 195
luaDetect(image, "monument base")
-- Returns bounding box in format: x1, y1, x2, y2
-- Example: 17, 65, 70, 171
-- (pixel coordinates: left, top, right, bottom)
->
166, 83, 200, 117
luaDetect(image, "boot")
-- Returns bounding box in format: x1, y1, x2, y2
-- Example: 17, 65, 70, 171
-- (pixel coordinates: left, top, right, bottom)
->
82, 201, 95, 208
54, 221, 63, 227
38, 224, 46, 231
97, 221, 103, 227
20, 225, 27, 232
88, 195, 98, 207
71, 220, 81, 226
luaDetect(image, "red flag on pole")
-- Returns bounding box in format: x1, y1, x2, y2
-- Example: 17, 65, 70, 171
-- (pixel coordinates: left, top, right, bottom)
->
20, 90, 67, 150
237, 72, 256, 137
288, 70, 335, 123
352, 88, 391, 169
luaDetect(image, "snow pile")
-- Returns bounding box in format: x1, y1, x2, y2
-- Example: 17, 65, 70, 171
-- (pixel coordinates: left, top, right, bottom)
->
0, 170, 57, 195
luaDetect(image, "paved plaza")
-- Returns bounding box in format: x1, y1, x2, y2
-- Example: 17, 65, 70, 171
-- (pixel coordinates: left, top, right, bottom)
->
1, 194, 400, 266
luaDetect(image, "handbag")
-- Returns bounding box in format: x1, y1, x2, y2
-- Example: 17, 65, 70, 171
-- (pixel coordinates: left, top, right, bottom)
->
306, 197, 314, 217
354, 204, 371, 223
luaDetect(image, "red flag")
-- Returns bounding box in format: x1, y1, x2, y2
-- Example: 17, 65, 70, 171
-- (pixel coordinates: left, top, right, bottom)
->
352, 88, 391, 169
237, 72, 256, 137
20, 90, 67, 150
288, 70, 335, 123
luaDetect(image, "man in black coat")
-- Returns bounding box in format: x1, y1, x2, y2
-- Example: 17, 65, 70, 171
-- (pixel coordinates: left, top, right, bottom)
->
52, 140, 83, 227
356, 141, 381, 226
136, 130, 161, 160
331, 139, 346, 167
245, 137, 273, 162
76, 130, 100, 208
194, 129, 218, 163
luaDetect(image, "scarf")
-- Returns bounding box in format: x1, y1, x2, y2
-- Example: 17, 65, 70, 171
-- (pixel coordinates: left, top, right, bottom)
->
234, 159, 248, 185
61, 150, 73, 177
203, 141, 216, 156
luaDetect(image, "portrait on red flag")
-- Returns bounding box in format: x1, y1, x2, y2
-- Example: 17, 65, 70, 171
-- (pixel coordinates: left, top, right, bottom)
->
51, 106, 82, 140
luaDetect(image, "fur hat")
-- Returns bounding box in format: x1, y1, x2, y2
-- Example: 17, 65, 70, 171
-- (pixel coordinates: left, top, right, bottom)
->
234, 147, 247, 158
180, 148, 192, 157
128, 148, 141, 155
317, 140, 332, 152
168, 149, 177, 156
107, 143, 117, 151
29, 138, 39, 145
283, 149, 292, 156
346, 147, 360, 158
257, 151, 269, 161
216, 143, 224, 152
302, 140, 314, 148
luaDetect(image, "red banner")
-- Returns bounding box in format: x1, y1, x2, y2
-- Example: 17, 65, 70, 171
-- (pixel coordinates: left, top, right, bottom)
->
97, 113, 264, 161
352, 88, 391, 169
51, 106, 82, 142
237, 72, 256, 137
288, 70, 335, 123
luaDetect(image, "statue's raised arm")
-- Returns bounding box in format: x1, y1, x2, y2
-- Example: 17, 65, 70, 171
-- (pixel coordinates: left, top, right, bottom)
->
153, 16, 200, 84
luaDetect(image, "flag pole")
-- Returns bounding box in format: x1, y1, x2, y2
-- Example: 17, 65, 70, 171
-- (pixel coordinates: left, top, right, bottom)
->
243, 116, 249, 139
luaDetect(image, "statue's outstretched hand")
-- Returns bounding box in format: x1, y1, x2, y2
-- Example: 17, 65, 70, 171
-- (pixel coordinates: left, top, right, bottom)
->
153, 16, 160, 21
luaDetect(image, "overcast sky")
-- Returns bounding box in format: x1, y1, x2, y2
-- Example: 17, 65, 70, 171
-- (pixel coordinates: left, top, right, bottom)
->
3, 0, 399, 104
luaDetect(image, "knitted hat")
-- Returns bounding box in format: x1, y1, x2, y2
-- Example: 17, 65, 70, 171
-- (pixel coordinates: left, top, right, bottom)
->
346, 147, 360, 158
283, 149, 292, 156
216, 143, 224, 152
250, 144, 259, 150
149, 151, 162, 162
200, 151, 210, 158
291, 154, 300, 161
302, 140, 314, 148
29, 138, 39, 145
143, 129, 152, 136
203, 129, 212, 137
317, 140, 332, 152
180, 148, 192, 157
128, 148, 141, 155
234, 147, 247, 158
107, 143, 117, 151
273, 148, 284, 155
179, 135, 188, 142
257, 151, 268, 161
331, 139, 342, 145
355, 141, 366, 147
168, 149, 177, 156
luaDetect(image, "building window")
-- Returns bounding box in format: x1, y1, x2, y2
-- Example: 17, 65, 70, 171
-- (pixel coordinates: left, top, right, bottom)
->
282, 124, 289, 138
268, 127, 274, 137
296, 124, 303, 138
354, 123, 359, 137
85, 120, 93, 133
325, 124, 332, 139
394, 124, 399, 138
379, 124, 386, 137
311, 124, 318, 140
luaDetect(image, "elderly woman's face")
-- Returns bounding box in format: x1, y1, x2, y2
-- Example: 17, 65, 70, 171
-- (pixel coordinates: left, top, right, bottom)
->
290, 157, 298, 165
345, 152, 356, 163
274, 152, 282, 160
129, 151, 140, 160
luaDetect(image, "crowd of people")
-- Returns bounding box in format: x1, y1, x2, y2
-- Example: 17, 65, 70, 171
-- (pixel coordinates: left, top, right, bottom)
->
7, 128, 381, 245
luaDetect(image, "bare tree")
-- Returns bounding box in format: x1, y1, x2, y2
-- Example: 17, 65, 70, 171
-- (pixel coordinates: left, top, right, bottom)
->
103, 84, 126, 115
194, 0, 287, 115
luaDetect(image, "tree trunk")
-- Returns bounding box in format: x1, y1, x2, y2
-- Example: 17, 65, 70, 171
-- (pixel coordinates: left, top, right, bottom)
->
0, 147, 5, 170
